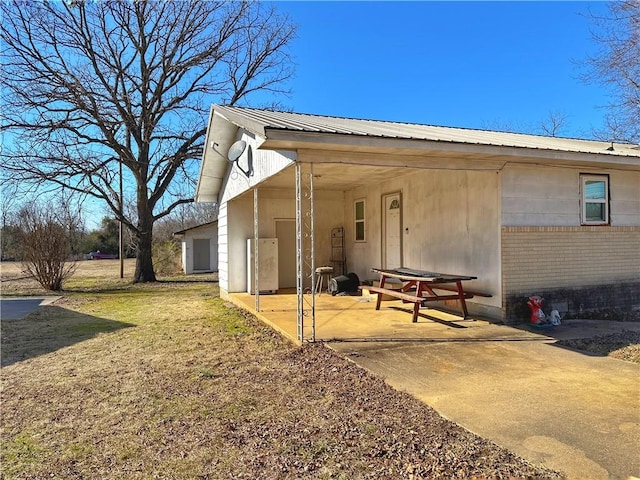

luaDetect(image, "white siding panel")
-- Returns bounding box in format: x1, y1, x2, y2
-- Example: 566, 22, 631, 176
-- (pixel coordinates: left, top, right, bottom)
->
246, 188, 345, 270
502, 198, 577, 216
221, 187, 345, 293
345, 168, 501, 308
610, 170, 640, 226
501, 165, 578, 226
226, 196, 254, 292
502, 190, 578, 225
502, 164, 640, 227
181, 240, 188, 274
218, 203, 229, 292
220, 131, 295, 204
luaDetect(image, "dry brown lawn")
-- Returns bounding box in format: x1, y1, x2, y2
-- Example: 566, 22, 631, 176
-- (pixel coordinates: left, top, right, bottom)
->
1, 261, 563, 479
0, 259, 140, 295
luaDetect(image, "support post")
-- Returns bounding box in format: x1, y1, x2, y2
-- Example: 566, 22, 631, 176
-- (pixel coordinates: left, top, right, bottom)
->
254, 188, 259, 312
309, 164, 316, 342
295, 164, 303, 341
119, 160, 124, 279
295, 163, 316, 342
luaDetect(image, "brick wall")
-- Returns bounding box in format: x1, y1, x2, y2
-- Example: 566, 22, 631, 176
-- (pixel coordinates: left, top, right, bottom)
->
501, 226, 640, 323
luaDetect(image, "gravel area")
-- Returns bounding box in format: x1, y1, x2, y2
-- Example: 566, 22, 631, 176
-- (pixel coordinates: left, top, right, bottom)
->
556, 330, 640, 364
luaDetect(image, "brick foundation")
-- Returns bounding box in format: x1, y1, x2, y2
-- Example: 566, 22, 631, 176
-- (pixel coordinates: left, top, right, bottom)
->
505, 281, 640, 323
502, 226, 640, 323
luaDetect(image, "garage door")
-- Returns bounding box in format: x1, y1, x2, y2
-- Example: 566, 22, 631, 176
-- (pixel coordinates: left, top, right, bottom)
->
193, 238, 211, 271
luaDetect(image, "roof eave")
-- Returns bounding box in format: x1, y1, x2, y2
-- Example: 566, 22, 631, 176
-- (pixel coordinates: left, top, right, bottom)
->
211, 104, 269, 138
195, 108, 240, 203
173, 220, 218, 236
260, 129, 640, 170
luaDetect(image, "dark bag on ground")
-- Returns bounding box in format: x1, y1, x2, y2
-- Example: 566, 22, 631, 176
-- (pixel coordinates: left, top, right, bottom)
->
328, 272, 360, 295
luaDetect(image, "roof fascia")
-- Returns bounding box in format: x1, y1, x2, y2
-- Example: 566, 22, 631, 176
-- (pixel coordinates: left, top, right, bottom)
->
213, 104, 268, 138
261, 130, 640, 170
195, 108, 239, 203
173, 220, 218, 236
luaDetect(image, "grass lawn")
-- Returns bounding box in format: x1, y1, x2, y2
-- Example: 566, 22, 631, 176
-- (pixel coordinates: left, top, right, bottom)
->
0, 261, 561, 479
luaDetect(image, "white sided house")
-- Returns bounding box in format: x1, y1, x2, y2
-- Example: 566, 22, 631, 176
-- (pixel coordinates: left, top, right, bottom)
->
195, 105, 640, 331
173, 221, 218, 274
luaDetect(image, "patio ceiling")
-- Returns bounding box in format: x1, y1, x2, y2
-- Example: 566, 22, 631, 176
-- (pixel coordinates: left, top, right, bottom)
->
255, 162, 419, 191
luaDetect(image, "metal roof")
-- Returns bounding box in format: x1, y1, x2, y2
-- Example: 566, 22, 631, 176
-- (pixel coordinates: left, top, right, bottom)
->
213, 105, 640, 158
173, 220, 218, 236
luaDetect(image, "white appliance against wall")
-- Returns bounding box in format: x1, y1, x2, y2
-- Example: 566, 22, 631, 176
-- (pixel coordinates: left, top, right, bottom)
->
247, 238, 279, 294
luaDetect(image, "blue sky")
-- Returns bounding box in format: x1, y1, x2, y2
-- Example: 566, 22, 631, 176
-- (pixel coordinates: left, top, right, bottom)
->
23, 1, 614, 228
263, 1, 611, 139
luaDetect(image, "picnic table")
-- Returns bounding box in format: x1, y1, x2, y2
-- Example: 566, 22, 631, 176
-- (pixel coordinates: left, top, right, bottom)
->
359, 268, 490, 322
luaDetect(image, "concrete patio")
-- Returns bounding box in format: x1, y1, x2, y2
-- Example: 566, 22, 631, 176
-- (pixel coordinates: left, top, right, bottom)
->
229, 290, 533, 343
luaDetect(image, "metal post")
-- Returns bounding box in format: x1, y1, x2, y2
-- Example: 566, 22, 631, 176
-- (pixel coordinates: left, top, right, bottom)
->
295, 164, 303, 341
294, 163, 317, 343
254, 188, 259, 312
309, 164, 315, 342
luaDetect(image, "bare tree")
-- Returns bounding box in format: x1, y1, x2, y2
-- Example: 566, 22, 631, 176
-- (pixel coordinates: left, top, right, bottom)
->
0, 1, 296, 282
1, 184, 20, 260
478, 119, 530, 134
584, 1, 640, 143
18, 203, 78, 291
539, 110, 571, 137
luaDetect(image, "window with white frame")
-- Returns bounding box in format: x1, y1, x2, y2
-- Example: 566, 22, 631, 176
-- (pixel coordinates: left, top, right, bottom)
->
580, 174, 609, 225
354, 199, 366, 241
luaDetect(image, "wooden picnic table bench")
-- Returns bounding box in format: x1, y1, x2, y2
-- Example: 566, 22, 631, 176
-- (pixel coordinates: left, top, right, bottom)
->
358, 285, 429, 323
426, 284, 493, 298
359, 268, 491, 322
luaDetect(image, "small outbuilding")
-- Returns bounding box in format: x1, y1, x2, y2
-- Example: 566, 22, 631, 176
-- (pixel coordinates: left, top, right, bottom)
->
173, 221, 218, 274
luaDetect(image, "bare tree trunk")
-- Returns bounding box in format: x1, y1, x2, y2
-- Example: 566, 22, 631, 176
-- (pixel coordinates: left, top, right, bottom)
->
134, 199, 156, 283
134, 230, 156, 283
1, 1, 296, 280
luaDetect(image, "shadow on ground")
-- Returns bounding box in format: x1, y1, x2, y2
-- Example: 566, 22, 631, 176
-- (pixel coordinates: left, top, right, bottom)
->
1, 305, 135, 367
552, 330, 640, 358
512, 319, 640, 359
156, 278, 219, 284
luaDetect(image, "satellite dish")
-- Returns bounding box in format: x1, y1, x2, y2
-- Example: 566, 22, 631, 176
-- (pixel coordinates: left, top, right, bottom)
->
227, 140, 247, 163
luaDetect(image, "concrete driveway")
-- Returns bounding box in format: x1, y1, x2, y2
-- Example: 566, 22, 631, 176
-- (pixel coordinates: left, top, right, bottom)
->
328, 323, 640, 480
230, 292, 640, 480
0, 297, 60, 320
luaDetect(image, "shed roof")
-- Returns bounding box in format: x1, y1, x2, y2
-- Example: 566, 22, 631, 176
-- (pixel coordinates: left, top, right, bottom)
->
173, 220, 218, 237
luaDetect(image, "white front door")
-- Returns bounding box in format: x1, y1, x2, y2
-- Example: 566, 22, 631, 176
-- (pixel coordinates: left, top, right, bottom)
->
382, 192, 402, 269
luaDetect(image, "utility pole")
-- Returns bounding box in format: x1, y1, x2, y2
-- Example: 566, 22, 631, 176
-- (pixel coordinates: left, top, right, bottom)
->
119, 160, 124, 279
